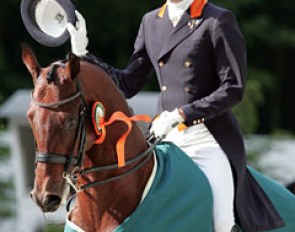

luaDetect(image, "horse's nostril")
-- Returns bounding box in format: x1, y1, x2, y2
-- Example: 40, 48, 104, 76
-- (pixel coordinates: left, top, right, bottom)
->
44, 194, 61, 207
30, 190, 37, 202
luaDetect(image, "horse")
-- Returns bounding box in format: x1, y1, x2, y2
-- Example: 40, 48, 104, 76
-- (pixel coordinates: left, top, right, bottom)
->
21, 44, 215, 232
22, 44, 295, 232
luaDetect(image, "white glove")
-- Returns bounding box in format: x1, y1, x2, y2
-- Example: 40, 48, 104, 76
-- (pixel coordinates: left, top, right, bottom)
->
150, 109, 185, 139
66, 10, 89, 57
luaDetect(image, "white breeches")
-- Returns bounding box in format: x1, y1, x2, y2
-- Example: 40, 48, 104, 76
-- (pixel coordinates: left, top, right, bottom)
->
164, 123, 235, 232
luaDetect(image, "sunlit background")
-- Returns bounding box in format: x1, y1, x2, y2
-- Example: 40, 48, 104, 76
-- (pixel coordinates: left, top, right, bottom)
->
0, 0, 294, 231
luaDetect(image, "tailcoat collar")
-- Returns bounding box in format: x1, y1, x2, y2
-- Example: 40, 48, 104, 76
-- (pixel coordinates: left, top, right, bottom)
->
158, 0, 208, 19
156, 0, 208, 60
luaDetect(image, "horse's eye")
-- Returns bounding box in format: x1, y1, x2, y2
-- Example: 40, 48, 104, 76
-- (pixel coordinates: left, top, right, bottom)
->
65, 117, 78, 129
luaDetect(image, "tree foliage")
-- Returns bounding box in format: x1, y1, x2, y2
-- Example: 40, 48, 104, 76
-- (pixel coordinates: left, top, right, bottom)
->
0, 0, 294, 134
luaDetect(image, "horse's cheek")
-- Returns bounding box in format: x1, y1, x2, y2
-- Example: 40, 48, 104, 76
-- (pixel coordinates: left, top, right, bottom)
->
85, 126, 97, 150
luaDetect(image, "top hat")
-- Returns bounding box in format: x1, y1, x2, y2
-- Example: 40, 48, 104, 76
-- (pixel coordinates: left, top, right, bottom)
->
21, 0, 76, 47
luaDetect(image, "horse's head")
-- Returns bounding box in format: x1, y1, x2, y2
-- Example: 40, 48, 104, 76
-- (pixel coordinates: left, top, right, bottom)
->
22, 44, 85, 212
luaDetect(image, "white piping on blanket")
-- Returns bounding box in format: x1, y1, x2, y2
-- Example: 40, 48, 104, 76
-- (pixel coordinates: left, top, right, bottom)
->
140, 152, 157, 204
66, 215, 86, 232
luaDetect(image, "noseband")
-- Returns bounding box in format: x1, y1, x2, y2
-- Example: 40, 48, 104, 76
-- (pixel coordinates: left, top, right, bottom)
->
32, 66, 157, 193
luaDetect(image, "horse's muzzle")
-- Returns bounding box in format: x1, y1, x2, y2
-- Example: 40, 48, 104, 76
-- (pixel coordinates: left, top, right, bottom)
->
31, 190, 61, 212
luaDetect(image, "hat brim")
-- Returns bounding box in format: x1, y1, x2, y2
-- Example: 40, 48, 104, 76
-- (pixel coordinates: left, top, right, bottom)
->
21, 0, 76, 47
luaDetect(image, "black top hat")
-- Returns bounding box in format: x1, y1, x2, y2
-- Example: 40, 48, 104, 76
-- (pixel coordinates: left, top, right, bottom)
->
21, 0, 76, 47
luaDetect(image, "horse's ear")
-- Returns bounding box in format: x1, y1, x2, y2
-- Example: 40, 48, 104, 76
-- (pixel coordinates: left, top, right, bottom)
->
65, 53, 80, 80
21, 43, 41, 84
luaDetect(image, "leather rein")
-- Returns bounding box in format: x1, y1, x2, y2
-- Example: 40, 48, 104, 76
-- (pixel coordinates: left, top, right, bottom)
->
32, 78, 157, 193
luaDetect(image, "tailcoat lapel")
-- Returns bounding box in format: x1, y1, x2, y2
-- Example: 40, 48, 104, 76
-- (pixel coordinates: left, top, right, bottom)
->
154, 5, 174, 57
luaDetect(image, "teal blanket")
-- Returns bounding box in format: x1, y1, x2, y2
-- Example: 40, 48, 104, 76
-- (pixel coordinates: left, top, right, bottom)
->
65, 142, 295, 232
115, 142, 214, 232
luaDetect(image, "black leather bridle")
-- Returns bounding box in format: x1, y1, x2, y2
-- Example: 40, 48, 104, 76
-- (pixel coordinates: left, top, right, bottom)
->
32, 78, 88, 175
32, 68, 157, 193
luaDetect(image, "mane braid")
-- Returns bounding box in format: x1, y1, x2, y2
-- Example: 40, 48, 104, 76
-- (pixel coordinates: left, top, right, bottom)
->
81, 54, 120, 87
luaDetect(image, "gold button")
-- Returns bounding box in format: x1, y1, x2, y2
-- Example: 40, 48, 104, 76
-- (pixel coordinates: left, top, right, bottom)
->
184, 61, 192, 68
193, 120, 198, 125
159, 61, 165, 67
161, 86, 167, 91
197, 119, 202, 124
184, 87, 191, 92
201, 118, 205, 122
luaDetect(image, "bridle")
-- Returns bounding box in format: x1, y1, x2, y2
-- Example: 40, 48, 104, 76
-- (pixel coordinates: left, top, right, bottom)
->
32, 65, 157, 193
32, 77, 88, 188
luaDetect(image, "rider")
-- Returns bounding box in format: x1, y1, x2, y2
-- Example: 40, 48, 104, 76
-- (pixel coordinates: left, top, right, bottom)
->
66, 0, 284, 231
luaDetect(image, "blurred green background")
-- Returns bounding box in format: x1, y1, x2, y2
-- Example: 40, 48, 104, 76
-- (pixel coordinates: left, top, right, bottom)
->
0, 0, 294, 135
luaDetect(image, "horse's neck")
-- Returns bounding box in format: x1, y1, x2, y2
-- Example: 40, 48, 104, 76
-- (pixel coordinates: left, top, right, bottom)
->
70, 64, 154, 231
71, 129, 154, 231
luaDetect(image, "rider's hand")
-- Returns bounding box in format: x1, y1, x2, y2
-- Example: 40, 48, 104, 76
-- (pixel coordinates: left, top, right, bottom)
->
150, 109, 185, 139
66, 10, 88, 57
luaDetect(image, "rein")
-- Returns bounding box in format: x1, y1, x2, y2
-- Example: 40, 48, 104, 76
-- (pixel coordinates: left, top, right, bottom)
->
32, 77, 155, 193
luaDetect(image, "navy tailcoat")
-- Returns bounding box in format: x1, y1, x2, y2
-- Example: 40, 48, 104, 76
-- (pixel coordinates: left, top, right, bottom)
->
95, 2, 285, 231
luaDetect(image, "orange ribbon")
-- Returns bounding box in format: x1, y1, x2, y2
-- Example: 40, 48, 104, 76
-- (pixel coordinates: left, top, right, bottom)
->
93, 111, 152, 167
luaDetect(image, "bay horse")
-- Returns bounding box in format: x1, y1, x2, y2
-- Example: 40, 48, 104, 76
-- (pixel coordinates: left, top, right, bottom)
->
21, 44, 214, 232
22, 44, 295, 232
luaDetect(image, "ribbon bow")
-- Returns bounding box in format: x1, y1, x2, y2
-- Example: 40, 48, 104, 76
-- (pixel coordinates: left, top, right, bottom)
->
92, 102, 152, 167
